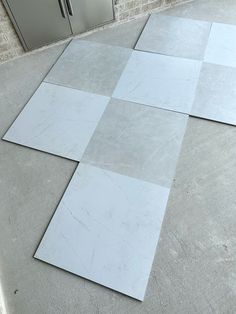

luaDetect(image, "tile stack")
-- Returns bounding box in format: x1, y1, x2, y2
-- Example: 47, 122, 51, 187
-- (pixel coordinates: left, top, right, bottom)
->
3, 13, 236, 300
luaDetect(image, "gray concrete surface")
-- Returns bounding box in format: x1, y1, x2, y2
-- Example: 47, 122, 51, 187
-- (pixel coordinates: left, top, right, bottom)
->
1, 10, 236, 314
156, 118, 236, 314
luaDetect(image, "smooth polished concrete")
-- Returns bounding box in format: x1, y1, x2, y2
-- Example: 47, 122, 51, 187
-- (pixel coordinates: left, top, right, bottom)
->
1, 7, 236, 314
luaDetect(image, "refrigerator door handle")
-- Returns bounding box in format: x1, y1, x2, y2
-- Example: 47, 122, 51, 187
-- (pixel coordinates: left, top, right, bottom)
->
58, 0, 66, 18
65, 0, 74, 16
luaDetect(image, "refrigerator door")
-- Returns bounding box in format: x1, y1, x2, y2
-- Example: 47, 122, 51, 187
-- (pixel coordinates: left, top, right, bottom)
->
5, 0, 72, 50
67, 0, 114, 34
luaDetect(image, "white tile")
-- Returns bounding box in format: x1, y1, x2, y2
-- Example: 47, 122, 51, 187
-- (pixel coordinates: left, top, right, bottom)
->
135, 14, 211, 60
3, 83, 109, 161
204, 23, 236, 68
191, 63, 236, 125
35, 163, 170, 301
112, 51, 202, 114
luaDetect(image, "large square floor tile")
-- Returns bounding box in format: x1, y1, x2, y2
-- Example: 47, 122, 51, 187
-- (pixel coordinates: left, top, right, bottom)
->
112, 51, 201, 113
191, 63, 236, 125
135, 14, 211, 60
45, 39, 132, 96
82, 99, 188, 188
35, 163, 170, 301
204, 23, 236, 68
3, 83, 109, 161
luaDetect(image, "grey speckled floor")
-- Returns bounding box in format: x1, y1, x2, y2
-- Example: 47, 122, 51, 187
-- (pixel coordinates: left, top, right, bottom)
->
1, 3, 236, 313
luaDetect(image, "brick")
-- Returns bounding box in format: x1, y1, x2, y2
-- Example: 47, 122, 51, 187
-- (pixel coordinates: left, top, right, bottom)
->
0, 2, 22, 63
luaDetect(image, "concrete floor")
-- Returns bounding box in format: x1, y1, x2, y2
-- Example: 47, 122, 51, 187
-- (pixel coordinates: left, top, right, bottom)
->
1, 2, 236, 313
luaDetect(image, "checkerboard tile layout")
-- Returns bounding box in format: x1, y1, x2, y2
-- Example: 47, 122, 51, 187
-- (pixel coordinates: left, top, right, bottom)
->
135, 14, 211, 60
33, 98, 187, 300
45, 39, 132, 97
35, 162, 170, 301
136, 15, 236, 69
113, 50, 202, 114
5, 21, 236, 302
3, 82, 109, 161
133, 15, 236, 126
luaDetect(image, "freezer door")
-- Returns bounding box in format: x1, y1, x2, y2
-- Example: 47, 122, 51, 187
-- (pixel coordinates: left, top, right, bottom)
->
67, 0, 114, 34
5, 0, 72, 50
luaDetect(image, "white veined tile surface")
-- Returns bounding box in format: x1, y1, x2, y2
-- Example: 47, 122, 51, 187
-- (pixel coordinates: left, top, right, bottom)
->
35, 163, 170, 301
3, 82, 109, 161
112, 51, 202, 114
135, 14, 211, 60
204, 23, 236, 68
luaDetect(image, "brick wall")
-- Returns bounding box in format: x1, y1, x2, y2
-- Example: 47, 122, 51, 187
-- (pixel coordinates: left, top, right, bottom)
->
114, 0, 186, 20
0, 0, 188, 63
115, 0, 163, 20
0, 1, 23, 62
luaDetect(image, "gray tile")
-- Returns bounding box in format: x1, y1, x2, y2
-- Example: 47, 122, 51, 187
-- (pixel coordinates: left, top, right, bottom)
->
45, 39, 132, 96
82, 99, 188, 188
3, 82, 109, 161
35, 162, 170, 301
191, 63, 236, 125
164, 0, 236, 25
204, 23, 236, 68
136, 14, 211, 60
113, 51, 202, 114
83, 16, 148, 49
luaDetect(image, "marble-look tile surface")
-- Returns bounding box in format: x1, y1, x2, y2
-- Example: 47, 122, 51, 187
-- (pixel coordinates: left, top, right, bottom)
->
112, 51, 201, 114
191, 63, 236, 125
45, 39, 132, 96
2, 42, 236, 313
35, 163, 170, 301
204, 23, 236, 68
135, 14, 211, 60
82, 99, 188, 188
3, 82, 109, 161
